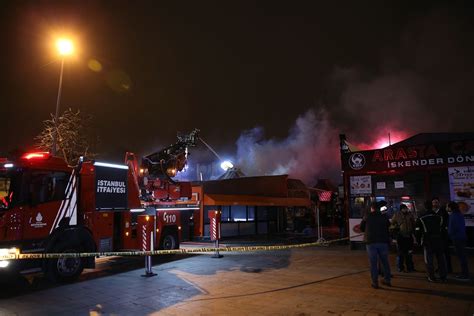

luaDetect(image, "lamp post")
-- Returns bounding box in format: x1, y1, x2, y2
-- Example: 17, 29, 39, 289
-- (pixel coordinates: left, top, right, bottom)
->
52, 38, 73, 156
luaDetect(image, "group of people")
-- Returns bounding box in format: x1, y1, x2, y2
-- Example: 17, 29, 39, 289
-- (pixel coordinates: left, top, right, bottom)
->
360, 197, 470, 289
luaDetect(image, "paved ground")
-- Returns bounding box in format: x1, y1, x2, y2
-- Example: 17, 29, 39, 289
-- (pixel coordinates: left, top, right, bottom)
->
0, 244, 473, 316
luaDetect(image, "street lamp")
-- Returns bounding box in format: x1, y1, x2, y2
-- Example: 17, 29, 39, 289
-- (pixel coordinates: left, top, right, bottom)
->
52, 38, 74, 155
220, 160, 234, 171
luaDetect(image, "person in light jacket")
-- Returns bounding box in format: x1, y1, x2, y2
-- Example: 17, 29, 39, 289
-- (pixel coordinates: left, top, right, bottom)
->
391, 204, 416, 272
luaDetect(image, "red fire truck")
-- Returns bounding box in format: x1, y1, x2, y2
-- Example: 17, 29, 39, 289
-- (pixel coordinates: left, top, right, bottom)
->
0, 129, 199, 282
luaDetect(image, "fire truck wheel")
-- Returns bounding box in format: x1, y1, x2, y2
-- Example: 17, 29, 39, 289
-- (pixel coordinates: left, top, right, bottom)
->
162, 234, 177, 250
47, 246, 84, 283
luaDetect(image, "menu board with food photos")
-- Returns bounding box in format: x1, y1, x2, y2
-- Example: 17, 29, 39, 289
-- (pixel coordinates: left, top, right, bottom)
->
350, 175, 372, 196
448, 166, 474, 226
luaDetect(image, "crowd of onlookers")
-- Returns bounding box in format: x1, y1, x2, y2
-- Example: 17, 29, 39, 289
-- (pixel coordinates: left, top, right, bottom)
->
360, 197, 469, 289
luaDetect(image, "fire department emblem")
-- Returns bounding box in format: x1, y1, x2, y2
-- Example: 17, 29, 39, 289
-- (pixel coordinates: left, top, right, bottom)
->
31, 212, 47, 228
349, 153, 365, 170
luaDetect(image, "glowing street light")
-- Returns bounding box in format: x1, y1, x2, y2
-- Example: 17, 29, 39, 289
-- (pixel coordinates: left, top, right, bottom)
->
220, 160, 234, 171
52, 38, 74, 155
56, 39, 74, 56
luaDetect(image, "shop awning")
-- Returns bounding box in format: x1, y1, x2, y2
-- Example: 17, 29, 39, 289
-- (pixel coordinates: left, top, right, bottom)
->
203, 194, 311, 207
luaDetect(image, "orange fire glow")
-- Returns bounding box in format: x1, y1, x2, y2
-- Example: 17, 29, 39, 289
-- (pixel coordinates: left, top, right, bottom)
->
357, 131, 410, 150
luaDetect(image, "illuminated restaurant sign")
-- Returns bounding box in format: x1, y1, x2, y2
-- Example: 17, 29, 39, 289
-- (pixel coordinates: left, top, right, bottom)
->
342, 140, 474, 172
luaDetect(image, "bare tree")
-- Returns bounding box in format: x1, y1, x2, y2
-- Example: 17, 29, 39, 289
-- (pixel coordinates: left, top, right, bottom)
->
35, 108, 99, 166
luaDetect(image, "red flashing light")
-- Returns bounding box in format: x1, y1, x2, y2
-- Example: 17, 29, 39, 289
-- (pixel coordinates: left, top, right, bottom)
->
401, 196, 411, 200
317, 190, 333, 202
21, 152, 50, 160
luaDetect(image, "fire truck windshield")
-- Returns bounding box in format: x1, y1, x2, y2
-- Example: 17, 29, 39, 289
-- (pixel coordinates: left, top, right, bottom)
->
0, 171, 22, 210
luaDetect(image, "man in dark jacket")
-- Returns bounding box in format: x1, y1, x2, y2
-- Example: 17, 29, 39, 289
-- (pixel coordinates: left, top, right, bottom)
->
415, 206, 447, 282
447, 202, 470, 280
432, 197, 452, 273
360, 201, 392, 289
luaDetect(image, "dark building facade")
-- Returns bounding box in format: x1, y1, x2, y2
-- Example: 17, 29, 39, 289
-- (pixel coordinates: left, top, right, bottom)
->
189, 175, 311, 239
340, 133, 474, 246
167, 175, 314, 240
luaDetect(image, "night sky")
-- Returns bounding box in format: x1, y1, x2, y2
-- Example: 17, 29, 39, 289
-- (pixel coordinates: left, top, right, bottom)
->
1, 1, 473, 184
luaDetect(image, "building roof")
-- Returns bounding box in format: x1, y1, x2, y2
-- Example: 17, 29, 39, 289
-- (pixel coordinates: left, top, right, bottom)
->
287, 179, 310, 198
217, 167, 246, 180
204, 194, 311, 207
391, 133, 474, 147
312, 178, 337, 192
196, 175, 310, 198
196, 175, 289, 197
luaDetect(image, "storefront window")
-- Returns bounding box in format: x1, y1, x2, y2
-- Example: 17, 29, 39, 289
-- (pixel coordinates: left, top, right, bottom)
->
350, 196, 368, 218
372, 172, 426, 216
248, 206, 255, 221
221, 206, 231, 222
231, 205, 247, 222
373, 172, 424, 197
257, 207, 268, 220
268, 207, 278, 220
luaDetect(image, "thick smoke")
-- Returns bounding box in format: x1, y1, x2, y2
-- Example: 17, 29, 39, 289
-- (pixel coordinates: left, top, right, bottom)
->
235, 109, 340, 185
330, 7, 474, 148
189, 6, 474, 185
234, 8, 474, 185
331, 68, 423, 148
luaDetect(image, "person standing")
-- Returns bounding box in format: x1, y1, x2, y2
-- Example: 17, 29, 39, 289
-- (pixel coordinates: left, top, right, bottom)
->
391, 204, 416, 272
415, 206, 447, 282
432, 197, 452, 273
378, 204, 394, 278
360, 202, 392, 289
447, 202, 470, 281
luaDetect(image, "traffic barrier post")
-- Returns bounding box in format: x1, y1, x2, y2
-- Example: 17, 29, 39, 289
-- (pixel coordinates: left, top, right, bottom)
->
140, 212, 157, 277
209, 210, 223, 258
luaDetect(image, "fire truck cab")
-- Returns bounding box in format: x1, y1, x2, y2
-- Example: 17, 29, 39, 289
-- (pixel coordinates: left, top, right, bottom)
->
0, 151, 186, 282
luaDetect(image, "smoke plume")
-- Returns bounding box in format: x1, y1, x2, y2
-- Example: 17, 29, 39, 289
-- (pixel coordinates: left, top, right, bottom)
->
189, 6, 474, 185
235, 109, 340, 185
234, 7, 474, 185
330, 6, 474, 148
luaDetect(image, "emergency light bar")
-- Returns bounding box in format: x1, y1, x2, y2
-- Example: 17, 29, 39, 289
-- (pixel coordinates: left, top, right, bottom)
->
21, 152, 50, 160
93, 162, 129, 170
